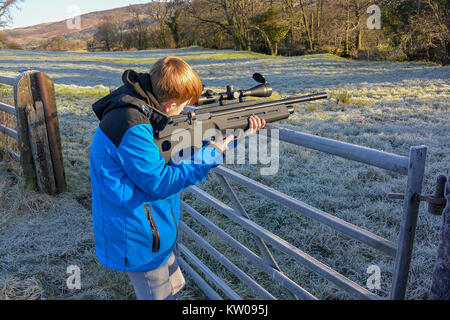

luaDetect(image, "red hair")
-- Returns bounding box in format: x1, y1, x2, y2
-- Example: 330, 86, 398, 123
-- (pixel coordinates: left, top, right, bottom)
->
150, 56, 203, 105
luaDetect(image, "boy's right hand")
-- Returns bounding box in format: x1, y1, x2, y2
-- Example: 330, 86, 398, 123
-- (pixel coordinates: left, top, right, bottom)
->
209, 134, 236, 154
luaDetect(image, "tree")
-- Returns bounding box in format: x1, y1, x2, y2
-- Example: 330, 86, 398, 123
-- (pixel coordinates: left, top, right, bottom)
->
0, 0, 21, 27
251, 7, 290, 56
146, 0, 181, 48
49, 36, 67, 51
93, 17, 119, 51
36, 36, 68, 51
165, 0, 188, 48
189, 0, 258, 51
128, 4, 149, 49
383, 0, 449, 64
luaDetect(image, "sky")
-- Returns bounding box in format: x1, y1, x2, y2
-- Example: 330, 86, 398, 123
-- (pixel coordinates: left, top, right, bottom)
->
6, 0, 152, 29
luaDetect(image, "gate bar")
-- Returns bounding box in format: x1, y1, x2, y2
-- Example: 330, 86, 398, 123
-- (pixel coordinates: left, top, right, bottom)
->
213, 166, 397, 257
216, 174, 299, 300
182, 202, 317, 300
178, 257, 223, 300
181, 222, 276, 300
0, 124, 18, 140
216, 174, 282, 269
0, 102, 16, 115
185, 191, 379, 300
267, 125, 409, 175
179, 244, 242, 300
0, 76, 15, 86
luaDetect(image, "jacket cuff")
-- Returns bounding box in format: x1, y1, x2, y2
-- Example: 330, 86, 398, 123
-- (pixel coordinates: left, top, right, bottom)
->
193, 145, 225, 167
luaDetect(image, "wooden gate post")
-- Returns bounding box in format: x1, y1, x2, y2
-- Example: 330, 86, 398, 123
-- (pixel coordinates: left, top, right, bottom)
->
14, 71, 38, 190
13, 70, 66, 195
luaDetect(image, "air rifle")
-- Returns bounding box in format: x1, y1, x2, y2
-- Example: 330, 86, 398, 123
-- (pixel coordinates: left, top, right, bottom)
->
154, 73, 328, 164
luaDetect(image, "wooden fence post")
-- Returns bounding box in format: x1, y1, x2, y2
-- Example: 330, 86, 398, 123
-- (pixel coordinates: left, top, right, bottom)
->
25, 101, 57, 195
14, 71, 38, 190
13, 70, 66, 195
34, 72, 67, 193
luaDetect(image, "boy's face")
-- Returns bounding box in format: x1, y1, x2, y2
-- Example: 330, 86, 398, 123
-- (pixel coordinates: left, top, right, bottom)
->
162, 100, 190, 117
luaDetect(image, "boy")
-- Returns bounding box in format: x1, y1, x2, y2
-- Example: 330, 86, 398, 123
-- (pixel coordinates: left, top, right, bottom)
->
90, 56, 265, 300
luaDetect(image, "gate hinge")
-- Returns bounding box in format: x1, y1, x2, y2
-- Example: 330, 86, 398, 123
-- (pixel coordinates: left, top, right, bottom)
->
388, 175, 447, 216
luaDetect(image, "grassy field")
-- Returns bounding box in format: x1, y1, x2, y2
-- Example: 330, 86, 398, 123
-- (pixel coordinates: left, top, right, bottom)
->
0, 47, 449, 300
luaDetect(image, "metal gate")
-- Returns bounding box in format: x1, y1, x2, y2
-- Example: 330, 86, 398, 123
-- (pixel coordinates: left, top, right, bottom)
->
178, 124, 427, 300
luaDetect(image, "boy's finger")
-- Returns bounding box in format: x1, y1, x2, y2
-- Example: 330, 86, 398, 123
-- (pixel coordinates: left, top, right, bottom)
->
225, 134, 235, 145
255, 116, 262, 129
262, 119, 266, 128
250, 116, 256, 130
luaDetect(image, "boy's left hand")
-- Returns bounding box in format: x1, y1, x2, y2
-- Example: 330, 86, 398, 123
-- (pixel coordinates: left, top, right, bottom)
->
246, 115, 266, 136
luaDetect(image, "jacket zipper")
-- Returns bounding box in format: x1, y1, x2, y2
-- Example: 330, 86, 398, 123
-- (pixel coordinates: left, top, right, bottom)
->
170, 207, 178, 229
144, 205, 160, 253
171, 206, 178, 240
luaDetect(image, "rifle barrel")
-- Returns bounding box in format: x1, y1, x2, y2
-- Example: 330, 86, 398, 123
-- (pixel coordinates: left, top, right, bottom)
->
197, 92, 328, 115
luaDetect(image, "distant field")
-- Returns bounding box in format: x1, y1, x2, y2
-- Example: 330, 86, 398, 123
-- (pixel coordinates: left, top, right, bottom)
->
0, 47, 449, 300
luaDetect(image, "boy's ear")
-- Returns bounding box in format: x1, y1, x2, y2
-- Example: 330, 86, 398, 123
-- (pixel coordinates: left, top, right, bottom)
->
163, 103, 176, 113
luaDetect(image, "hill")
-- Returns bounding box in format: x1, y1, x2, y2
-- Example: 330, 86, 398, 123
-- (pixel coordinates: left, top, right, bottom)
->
1, 3, 154, 49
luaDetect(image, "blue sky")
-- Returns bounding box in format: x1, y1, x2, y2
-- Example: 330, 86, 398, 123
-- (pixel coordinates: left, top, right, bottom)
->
7, 0, 151, 29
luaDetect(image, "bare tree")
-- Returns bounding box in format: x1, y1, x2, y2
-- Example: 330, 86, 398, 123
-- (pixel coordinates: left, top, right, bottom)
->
251, 7, 290, 55
93, 17, 118, 51
146, 0, 173, 48
165, 0, 189, 48
128, 4, 149, 50
189, 0, 259, 51
0, 0, 21, 27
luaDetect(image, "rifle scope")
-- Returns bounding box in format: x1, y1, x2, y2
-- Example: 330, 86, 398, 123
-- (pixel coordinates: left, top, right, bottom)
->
196, 73, 273, 106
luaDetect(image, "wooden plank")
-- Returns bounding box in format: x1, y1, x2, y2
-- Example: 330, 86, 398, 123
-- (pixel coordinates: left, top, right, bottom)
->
36, 72, 66, 193
25, 101, 57, 195
13, 71, 38, 190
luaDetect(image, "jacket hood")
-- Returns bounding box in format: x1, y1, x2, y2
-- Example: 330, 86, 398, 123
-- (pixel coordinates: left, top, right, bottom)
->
92, 70, 169, 132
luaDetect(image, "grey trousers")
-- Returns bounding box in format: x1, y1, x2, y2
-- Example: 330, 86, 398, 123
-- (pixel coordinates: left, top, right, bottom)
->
127, 252, 186, 300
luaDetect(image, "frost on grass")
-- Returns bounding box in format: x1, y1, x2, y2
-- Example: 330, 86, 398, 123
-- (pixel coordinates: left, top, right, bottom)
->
0, 48, 449, 300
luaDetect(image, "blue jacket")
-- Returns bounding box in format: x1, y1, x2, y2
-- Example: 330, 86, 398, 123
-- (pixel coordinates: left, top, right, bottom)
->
89, 70, 223, 272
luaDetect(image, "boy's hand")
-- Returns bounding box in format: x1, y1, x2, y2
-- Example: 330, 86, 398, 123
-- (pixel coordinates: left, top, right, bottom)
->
209, 116, 266, 153
209, 134, 236, 154
246, 115, 267, 137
